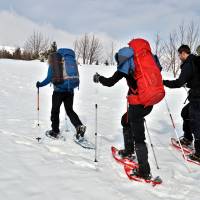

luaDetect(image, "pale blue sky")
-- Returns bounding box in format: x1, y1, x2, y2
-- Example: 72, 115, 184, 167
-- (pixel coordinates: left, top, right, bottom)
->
0, 0, 200, 47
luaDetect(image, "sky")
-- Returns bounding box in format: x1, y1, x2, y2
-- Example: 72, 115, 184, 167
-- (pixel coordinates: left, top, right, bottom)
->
0, 0, 200, 49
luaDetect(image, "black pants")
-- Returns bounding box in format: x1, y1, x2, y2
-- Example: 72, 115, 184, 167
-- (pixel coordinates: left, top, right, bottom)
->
128, 105, 153, 175
181, 101, 200, 154
51, 91, 82, 133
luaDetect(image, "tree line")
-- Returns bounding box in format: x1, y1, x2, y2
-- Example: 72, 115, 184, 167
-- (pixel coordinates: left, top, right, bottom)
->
0, 32, 57, 61
154, 21, 200, 77
0, 21, 200, 74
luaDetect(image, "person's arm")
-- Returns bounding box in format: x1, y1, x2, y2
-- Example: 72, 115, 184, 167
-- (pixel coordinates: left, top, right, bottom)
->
99, 71, 125, 87
163, 63, 193, 88
39, 66, 53, 87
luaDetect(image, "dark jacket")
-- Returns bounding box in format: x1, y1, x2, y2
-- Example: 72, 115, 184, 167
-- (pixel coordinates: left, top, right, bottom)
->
163, 54, 200, 100
99, 71, 137, 94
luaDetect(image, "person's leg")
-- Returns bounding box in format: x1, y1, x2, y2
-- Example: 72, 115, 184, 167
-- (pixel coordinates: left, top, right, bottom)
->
128, 105, 153, 178
51, 91, 63, 133
189, 101, 200, 157
119, 113, 135, 156
63, 92, 83, 128
181, 103, 193, 142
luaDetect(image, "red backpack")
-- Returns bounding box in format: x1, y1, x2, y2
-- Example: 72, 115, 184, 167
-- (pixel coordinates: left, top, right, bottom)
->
128, 38, 165, 107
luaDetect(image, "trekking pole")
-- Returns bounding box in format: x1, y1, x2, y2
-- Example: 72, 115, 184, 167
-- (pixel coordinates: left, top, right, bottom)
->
37, 88, 40, 127
94, 104, 98, 162
164, 97, 192, 172
144, 119, 160, 170
36, 88, 42, 142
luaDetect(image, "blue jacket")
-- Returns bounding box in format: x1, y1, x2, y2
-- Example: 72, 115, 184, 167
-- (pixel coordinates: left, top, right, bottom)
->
39, 66, 74, 93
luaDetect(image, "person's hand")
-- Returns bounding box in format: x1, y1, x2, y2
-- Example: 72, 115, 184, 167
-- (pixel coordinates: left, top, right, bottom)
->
93, 73, 100, 83
36, 81, 41, 88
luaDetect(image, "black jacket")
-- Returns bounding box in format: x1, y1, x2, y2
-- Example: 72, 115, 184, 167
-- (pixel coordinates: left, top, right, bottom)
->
163, 54, 200, 100
99, 71, 137, 94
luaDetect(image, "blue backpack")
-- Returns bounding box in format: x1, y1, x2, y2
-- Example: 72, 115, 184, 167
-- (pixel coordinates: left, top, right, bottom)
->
115, 47, 134, 75
57, 48, 79, 89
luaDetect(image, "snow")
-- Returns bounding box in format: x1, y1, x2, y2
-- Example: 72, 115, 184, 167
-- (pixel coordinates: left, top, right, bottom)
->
0, 59, 200, 200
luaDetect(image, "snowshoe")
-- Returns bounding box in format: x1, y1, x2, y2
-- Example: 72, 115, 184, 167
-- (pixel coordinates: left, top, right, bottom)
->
73, 134, 95, 149
111, 146, 137, 168
185, 153, 200, 166
171, 138, 193, 154
124, 165, 162, 186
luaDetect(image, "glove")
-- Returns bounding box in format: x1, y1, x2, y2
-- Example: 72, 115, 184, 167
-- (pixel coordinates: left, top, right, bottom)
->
36, 81, 41, 88
93, 73, 101, 83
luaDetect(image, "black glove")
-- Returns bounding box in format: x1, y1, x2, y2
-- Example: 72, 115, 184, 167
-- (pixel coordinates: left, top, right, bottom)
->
93, 73, 101, 83
36, 81, 41, 88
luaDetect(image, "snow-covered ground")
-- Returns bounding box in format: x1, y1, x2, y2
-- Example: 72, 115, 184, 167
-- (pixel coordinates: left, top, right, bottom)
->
0, 59, 199, 200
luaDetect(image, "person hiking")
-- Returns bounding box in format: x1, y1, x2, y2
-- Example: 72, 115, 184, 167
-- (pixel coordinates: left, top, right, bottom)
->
93, 38, 164, 179
36, 49, 86, 140
163, 44, 200, 162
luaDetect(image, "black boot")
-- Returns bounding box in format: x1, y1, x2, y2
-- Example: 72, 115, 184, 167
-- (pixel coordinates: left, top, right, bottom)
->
76, 125, 86, 139
178, 136, 193, 146
119, 127, 135, 158
46, 130, 60, 139
135, 143, 151, 178
188, 153, 200, 162
131, 167, 152, 180
194, 139, 200, 158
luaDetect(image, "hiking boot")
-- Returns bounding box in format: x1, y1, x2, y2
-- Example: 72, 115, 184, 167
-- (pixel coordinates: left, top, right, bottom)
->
118, 149, 136, 160
46, 130, 60, 139
131, 167, 152, 180
178, 137, 192, 147
76, 125, 86, 139
188, 153, 200, 162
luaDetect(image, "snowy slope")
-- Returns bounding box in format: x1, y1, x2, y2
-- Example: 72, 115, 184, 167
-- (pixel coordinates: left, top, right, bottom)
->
0, 59, 200, 200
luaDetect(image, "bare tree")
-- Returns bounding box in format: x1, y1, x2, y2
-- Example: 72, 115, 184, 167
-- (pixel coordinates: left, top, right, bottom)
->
88, 35, 103, 64
24, 31, 50, 59
74, 39, 81, 62
154, 33, 163, 58
162, 21, 200, 77
108, 41, 115, 66
161, 31, 180, 76
75, 34, 90, 64
74, 33, 103, 64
